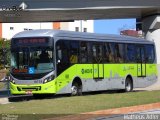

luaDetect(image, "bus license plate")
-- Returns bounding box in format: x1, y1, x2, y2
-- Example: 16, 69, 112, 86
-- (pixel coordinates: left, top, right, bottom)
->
26, 91, 32, 95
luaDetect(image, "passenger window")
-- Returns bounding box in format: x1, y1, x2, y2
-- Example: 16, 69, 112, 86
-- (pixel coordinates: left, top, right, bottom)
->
104, 43, 115, 63
136, 46, 145, 63
114, 43, 124, 63
104, 43, 110, 63
145, 45, 155, 63
70, 41, 79, 64
80, 41, 88, 63
92, 43, 103, 63
56, 40, 70, 75
126, 44, 136, 63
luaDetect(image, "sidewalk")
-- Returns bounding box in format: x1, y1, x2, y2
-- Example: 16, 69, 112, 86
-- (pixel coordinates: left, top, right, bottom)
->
0, 97, 9, 104
45, 102, 160, 120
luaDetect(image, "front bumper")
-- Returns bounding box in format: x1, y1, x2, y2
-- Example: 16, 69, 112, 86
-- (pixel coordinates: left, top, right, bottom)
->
10, 80, 56, 95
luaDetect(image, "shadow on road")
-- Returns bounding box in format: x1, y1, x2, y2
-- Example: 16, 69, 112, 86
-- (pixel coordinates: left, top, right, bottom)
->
7, 89, 147, 103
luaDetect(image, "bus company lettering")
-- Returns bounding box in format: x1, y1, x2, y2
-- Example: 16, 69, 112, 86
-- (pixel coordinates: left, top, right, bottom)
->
81, 69, 92, 74
123, 66, 134, 71
65, 74, 69, 79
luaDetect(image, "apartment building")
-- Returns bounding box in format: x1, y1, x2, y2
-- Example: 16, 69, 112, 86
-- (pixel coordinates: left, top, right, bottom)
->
0, 20, 94, 39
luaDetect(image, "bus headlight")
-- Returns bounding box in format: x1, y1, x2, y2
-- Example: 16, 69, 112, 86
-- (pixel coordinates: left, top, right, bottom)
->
43, 75, 54, 83
10, 76, 15, 84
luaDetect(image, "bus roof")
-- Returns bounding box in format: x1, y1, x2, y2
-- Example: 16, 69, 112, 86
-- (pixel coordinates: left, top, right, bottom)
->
13, 29, 154, 44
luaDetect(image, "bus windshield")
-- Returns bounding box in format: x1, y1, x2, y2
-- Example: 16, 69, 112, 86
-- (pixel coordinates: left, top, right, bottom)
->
11, 47, 54, 74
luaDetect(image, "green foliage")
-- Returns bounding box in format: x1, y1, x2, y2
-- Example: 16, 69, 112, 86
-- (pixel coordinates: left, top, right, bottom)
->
0, 39, 11, 69
0, 39, 11, 49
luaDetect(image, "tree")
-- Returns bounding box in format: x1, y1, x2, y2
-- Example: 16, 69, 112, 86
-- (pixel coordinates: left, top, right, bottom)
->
0, 39, 11, 69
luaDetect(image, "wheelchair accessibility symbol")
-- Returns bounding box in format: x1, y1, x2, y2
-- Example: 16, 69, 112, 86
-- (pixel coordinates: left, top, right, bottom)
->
28, 67, 35, 74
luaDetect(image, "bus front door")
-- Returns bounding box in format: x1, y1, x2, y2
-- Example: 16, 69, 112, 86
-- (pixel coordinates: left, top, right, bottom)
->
92, 43, 104, 80
137, 46, 146, 77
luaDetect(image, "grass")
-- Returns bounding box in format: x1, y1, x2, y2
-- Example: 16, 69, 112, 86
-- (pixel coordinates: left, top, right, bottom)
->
0, 90, 160, 119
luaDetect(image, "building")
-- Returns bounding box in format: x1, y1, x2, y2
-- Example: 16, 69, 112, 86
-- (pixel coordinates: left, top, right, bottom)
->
120, 29, 143, 38
0, 20, 94, 39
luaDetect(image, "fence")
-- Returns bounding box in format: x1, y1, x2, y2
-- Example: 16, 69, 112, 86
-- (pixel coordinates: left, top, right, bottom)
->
0, 70, 10, 97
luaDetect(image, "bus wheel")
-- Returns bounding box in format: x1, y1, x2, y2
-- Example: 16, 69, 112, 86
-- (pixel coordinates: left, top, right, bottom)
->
71, 82, 82, 96
125, 77, 133, 92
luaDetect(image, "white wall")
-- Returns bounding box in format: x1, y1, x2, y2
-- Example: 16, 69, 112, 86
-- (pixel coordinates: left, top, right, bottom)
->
60, 20, 94, 32
81, 20, 94, 33
2, 21, 94, 39
2, 22, 53, 39
60, 22, 70, 31
39, 22, 53, 29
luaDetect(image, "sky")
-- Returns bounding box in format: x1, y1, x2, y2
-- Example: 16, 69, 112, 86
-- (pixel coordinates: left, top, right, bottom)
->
94, 19, 136, 35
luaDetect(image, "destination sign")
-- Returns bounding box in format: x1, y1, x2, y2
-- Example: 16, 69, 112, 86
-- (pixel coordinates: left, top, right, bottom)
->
18, 38, 47, 44
12, 68, 28, 73
12, 37, 50, 46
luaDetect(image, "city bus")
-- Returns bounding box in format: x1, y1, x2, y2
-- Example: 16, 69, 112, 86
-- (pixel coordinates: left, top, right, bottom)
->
10, 30, 157, 96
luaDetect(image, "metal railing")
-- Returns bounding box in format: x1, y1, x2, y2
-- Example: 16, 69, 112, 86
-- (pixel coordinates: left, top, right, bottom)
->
0, 76, 10, 97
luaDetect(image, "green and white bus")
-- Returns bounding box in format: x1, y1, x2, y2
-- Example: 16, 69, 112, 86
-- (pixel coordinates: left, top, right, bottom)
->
10, 30, 157, 95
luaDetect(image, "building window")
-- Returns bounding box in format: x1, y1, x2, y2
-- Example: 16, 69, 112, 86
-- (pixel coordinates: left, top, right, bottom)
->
24, 28, 28, 31
83, 28, 87, 32
75, 27, 79, 32
10, 27, 14, 30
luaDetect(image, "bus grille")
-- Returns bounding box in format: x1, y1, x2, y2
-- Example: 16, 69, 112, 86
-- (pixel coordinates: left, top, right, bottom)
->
17, 86, 41, 91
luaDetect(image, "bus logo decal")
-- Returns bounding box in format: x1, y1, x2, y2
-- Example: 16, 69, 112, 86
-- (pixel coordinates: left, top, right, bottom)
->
81, 69, 85, 74
28, 67, 35, 74
81, 69, 92, 74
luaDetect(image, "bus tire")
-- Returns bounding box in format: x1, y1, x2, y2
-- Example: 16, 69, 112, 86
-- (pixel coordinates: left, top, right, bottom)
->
125, 77, 133, 92
71, 81, 82, 96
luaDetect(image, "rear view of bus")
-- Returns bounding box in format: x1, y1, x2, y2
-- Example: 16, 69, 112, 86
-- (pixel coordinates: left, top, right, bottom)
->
10, 30, 56, 95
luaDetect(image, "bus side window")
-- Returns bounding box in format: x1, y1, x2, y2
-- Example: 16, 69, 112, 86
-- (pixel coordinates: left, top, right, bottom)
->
56, 40, 70, 75
80, 41, 88, 63
104, 43, 109, 63
57, 46, 62, 61
92, 45, 97, 63
114, 43, 124, 63
145, 45, 155, 63
108, 43, 115, 63
136, 47, 141, 63
92, 43, 103, 63
126, 44, 136, 63
87, 42, 92, 63
69, 41, 79, 64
